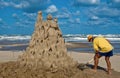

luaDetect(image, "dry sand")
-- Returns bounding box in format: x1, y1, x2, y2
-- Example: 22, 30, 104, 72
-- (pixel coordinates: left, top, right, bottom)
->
0, 42, 120, 73
0, 51, 23, 62
68, 52, 120, 72
0, 51, 120, 72
0, 51, 120, 78
0, 43, 120, 78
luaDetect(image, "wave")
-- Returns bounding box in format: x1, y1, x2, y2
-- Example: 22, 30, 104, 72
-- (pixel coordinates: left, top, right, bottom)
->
0, 35, 31, 41
0, 34, 120, 42
64, 34, 120, 42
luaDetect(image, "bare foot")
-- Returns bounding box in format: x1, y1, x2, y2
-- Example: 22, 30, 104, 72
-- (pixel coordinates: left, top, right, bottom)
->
107, 70, 112, 75
90, 69, 97, 73
105, 69, 112, 75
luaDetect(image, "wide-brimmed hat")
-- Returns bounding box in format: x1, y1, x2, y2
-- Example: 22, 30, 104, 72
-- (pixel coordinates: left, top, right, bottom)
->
87, 35, 93, 41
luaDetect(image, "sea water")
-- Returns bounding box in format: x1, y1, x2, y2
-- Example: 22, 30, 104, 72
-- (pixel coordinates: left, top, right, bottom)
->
0, 34, 120, 54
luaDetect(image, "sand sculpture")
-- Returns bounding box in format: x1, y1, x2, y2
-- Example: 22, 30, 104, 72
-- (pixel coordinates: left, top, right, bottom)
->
19, 11, 77, 71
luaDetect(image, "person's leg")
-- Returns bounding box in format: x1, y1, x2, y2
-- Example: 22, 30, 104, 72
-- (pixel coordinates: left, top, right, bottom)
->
105, 56, 111, 74
93, 53, 101, 71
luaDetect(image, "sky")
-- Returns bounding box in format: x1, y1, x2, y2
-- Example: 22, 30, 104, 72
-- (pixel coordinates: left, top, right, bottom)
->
0, 0, 120, 35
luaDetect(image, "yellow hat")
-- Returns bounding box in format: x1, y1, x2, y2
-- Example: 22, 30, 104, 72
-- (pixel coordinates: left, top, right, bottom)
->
87, 35, 93, 41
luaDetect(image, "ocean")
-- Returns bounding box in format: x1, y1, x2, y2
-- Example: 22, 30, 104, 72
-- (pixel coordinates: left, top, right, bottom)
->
0, 34, 120, 54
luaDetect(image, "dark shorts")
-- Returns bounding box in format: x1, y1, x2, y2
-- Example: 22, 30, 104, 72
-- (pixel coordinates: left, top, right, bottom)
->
98, 50, 113, 57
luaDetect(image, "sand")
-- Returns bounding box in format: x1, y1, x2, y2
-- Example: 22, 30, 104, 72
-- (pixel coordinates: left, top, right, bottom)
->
0, 51, 23, 62
68, 52, 120, 72
0, 51, 120, 78
0, 42, 120, 78
0, 42, 120, 72
0, 51, 120, 72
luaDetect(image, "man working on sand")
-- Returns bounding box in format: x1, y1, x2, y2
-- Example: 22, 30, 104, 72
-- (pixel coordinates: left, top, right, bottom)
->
87, 35, 113, 74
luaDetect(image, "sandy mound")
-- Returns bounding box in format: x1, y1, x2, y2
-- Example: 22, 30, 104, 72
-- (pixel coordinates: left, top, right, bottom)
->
0, 11, 120, 78
0, 62, 120, 78
18, 11, 77, 70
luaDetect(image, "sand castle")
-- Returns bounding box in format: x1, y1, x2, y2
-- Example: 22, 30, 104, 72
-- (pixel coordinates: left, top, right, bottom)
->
19, 11, 77, 71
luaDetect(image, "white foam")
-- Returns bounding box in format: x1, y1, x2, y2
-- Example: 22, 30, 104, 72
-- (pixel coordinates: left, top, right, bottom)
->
0, 34, 120, 42
64, 34, 120, 42
0, 35, 31, 40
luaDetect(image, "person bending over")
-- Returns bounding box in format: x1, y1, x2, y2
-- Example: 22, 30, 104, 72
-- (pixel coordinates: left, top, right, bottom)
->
87, 35, 113, 74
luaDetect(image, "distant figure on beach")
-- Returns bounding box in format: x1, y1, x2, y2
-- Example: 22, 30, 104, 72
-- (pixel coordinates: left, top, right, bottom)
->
87, 35, 114, 74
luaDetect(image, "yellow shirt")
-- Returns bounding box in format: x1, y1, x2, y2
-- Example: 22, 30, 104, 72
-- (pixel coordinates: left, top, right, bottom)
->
93, 37, 113, 53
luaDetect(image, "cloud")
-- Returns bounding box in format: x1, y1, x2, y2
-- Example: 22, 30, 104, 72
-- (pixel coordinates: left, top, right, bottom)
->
0, 1, 9, 6
55, 13, 70, 19
84, 15, 120, 31
11, 12, 36, 29
13, 13, 36, 28
67, 18, 81, 24
0, 1, 26, 8
0, 0, 50, 13
53, 7, 74, 19
12, 13, 25, 23
21, 0, 50, 13
108, 0, 120, 8
15, 21, 32, 28
110, 0, 120, 3
22, 12, 36, 21
73, 11, 80, 16
58, 22, 67, 25
46, 5, 58, 13
91, 16, 99, 20
92, 7, 120, 18
79, 5, 120, 28
0, 18, 10, 29
75, 18, 81, 23
73, 0, 100, 7
12, 1, 30, 9
12, 13, 19, 20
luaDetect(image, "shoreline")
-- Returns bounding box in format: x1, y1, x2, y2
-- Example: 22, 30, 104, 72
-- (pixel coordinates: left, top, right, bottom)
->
0, 42, 120, 55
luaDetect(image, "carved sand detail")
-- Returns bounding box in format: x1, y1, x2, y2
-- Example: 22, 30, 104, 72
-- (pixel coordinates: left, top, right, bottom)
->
19, 11, 77, 71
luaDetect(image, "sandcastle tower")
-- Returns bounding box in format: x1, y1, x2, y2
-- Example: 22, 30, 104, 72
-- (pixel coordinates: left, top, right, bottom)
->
19, 11, 77, 71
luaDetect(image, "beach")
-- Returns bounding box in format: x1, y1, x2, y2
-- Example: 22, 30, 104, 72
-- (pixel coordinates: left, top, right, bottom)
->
0, 42, 120, 72
1, 1, 120, 77
0, 40, 120, 78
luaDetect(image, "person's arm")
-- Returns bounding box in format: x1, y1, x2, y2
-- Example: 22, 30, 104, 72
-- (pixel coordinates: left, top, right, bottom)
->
95, 50, 99, 53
